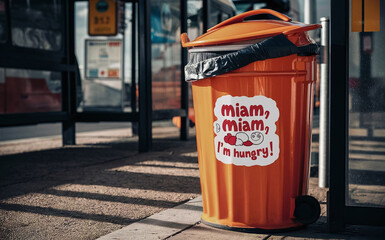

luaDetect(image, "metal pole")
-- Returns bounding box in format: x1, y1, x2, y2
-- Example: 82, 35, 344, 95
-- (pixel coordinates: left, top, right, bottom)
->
203, 0, 211, 31
62, 0, 76, 146
319, 17, 330, 188
304, 0, 317, 24
131, 1, 138, 135
180, 0, 189, 141
328, 0, 348, 230
138, 0, 152, 152
131, 2, 137, 114
304, 0, 317, 39
121, 27, 125, 111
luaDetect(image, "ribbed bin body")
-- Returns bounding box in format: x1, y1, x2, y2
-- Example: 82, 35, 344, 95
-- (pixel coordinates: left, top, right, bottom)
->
192, 54, 316, 230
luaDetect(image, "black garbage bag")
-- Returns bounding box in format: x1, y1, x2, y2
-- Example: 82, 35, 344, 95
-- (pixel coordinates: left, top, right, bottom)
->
185, 34, 319, 82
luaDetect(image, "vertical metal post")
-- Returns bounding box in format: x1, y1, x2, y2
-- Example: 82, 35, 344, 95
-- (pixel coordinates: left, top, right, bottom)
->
62, 71, 77, 146
203, 0, 211, 31
138, 0, 152, 152
304, 0, 317, 24
131, 2, 137, 111
131, 1, 138, 135
180, 0, 189, 141
304, 0, 317, 39
319, 17, 330, 188
62, 0, 76, 146
121, 27, 125, 111
328, 0, 348, 233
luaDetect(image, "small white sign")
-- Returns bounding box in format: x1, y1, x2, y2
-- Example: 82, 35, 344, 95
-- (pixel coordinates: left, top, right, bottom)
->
85, 39, 123, 79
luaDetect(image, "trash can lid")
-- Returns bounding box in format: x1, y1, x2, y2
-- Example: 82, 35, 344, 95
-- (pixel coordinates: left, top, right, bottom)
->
181, 9, 321, 48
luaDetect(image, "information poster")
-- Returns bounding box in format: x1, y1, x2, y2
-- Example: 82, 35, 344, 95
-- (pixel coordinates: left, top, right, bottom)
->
85, 39, 122, 79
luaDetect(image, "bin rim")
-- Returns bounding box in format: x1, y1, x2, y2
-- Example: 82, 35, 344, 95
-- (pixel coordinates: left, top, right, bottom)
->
188, 43, 259, 53
181, 9, 321, 48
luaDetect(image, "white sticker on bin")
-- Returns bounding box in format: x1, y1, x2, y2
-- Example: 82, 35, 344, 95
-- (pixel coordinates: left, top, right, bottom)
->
213, 95, 280, 166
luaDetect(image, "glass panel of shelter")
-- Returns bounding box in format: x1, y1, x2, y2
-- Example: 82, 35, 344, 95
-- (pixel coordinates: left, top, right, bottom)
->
186, 0, 203, 118
9, 0, 62, 51
75, 1, 134, 112
186, 0, 235, 120
187, 0, 203, 41
348, 0, 385, 207
151, 0, 181, 110
0, 1, 64, 115
0, 68, 62, 114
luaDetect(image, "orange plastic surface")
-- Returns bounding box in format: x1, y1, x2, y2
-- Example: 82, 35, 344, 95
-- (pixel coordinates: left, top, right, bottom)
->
364, 0, 380, 32
351, 0, 363, 32
172, 108, 196, 128
207, 9, 291, 32
192, 54, 316, 230
181, 9, 321, 48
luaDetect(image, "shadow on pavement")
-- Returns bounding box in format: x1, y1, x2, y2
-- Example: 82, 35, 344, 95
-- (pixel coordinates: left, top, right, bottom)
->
0, 134, 201, 239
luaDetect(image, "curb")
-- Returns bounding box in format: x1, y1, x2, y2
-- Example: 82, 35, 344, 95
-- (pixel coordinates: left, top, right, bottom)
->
97, 196, 203, 240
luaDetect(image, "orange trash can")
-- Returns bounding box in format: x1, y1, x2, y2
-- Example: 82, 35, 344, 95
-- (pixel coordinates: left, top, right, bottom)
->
181, 9, 322, 232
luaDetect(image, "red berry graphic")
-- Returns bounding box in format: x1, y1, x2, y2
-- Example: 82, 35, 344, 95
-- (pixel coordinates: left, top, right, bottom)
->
228, 136, 237, 145
224, 133, 231, 143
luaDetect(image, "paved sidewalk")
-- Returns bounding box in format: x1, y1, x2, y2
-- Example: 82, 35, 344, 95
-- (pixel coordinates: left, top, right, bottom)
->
99, 187, 385, 240
0, 125, 200, 239
1, 124, 384, 239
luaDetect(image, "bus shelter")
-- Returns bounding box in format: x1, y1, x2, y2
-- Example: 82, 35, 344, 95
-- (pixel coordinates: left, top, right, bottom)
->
0, 0, 235, 152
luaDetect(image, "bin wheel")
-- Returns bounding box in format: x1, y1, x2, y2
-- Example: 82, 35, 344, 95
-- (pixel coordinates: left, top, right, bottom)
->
294, 195, 321, 225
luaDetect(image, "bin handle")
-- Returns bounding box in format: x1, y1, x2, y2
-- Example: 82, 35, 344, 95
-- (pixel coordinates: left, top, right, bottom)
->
181, 33, 190, 45
208, 9, 291, 32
